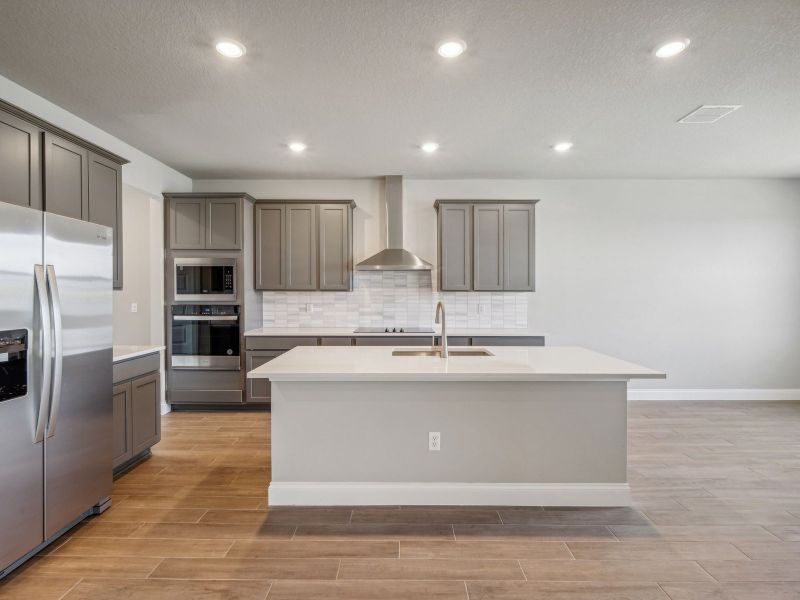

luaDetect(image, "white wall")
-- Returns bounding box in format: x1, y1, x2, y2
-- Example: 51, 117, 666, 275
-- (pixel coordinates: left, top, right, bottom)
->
0, 74, 191, 195
197, 177, 800, 393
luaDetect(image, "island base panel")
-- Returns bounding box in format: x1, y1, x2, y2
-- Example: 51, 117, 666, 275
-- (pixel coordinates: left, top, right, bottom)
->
268, 380, 629, 506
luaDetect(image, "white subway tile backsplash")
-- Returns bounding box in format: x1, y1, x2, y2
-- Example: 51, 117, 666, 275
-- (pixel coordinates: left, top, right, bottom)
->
261, 272, 528, 329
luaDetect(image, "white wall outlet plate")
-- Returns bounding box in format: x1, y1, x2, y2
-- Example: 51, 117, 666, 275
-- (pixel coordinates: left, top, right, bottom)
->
429, 431, 441, 451
479, 304, 489, 315
130, 303, 138, 313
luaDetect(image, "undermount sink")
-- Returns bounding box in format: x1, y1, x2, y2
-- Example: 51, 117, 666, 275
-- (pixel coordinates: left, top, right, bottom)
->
392, 348, 494, 357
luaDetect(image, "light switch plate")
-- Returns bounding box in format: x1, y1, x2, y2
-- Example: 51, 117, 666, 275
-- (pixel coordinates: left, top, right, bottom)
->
130, 303, 138, 313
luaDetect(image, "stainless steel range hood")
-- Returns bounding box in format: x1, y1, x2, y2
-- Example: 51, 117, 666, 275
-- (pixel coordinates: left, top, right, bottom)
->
357, 175, 432, 271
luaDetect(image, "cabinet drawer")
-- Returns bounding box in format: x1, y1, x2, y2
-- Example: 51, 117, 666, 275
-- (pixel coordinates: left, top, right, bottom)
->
113, 352, 160, 384
246, 336, 318, 350
354, 337, 431, 346
320, 337, 353, 346
470, 336, 545, 346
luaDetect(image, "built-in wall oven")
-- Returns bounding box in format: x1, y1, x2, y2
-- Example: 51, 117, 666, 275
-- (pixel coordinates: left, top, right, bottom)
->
171, 305, 240, 370
174, 257, 236, 302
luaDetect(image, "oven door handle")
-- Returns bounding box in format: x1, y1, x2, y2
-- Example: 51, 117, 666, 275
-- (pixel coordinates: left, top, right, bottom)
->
172, 316, 239, 322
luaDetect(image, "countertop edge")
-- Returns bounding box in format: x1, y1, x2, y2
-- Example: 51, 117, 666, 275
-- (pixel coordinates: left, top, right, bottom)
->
243, 328, 547, 338
113, 345, 165, 364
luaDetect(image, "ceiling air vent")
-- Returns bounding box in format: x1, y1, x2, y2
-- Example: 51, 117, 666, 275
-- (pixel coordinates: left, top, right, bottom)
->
678, 105, 742, 124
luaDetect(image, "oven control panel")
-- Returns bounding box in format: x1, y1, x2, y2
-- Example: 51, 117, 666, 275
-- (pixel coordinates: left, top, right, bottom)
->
171, 304, 239, 316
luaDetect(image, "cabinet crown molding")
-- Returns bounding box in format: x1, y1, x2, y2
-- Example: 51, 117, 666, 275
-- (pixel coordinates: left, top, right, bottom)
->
434, 198, 539, 209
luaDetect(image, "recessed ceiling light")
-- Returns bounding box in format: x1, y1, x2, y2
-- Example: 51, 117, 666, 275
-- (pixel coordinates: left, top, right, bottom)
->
288, 142, 307, 153
436, 39, 467, 58
421, 142, 439, 153
215, 39, 246, 58
553, 141, 573, 153
654, 38, 690, 58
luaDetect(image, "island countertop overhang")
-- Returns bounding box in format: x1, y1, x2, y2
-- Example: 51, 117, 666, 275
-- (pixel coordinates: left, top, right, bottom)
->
248, 345, 666, 382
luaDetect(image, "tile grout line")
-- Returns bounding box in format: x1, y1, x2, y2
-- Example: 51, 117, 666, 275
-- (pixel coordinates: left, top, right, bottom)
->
56, 576, 83, 600
144, 557, 167, 579
517, 559, 528, 581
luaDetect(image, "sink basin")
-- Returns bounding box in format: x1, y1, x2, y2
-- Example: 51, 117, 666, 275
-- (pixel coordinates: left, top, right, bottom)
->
391, 348, 494, 357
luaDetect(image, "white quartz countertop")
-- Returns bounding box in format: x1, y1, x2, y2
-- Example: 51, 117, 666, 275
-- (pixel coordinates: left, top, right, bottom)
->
248, 345, 666, 382
113, 345, 165, 363
243, 327, 545, 338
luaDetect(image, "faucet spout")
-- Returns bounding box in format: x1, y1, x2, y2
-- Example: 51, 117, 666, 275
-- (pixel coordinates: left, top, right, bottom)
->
434, 301, 448, 358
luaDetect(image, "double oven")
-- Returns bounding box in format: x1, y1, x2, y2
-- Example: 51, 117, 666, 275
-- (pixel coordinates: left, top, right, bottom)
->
171, 258, 240, 370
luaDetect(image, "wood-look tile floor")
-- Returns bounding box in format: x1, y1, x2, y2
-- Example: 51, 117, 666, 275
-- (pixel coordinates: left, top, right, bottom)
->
2, 401, 800, 599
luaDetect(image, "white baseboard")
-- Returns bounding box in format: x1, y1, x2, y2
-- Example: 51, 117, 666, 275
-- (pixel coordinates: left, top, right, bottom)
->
268, 482, 631, 507
628, 388, 800, 401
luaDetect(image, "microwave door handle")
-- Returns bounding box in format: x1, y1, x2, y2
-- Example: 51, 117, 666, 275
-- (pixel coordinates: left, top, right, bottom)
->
45, 265, 64, 438
33, 265, 52, 443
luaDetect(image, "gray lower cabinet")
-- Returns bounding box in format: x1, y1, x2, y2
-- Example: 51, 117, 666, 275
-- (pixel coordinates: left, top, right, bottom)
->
353, 337, 432, 346
254, 201, 355, 291
435, 200, 538, 292
246, 351, 283, 404
471, 336, 544, 346
43, 132, 89, 221
112, 382, 133, 469
286, 204, 318, 289
88, 152, 123, 289
0, 108, 42, 210
113, 354, 161, 473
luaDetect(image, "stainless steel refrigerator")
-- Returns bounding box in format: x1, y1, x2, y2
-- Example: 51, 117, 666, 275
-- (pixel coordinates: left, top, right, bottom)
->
0, 201, 113, 577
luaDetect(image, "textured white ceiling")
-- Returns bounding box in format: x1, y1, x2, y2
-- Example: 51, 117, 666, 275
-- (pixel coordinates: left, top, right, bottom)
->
1, 0, 799, 179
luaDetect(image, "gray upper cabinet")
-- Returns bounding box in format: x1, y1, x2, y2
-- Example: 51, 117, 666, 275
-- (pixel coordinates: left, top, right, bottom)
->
438, 203, 472, 291
167, 195, 245, 250
207, 198, 242, 250
435, 199, 538, 292
286, 204, 317, 290
0, 108, 42, 210
169, 197, 206, 249
503, 203, 535, 291
319, 203, 351, 290
43, 132, 89, 220
255, 204, 286, 289
473, 204, 504, 291
254, 200, 355, 291
88, 152, 123, 288
1, 101, 126, 286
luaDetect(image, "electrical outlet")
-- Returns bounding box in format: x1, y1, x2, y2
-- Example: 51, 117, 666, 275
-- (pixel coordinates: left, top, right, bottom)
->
305, 303, 316, 313
429, 431, 441, 451
130, 303, 138, 313
479, 304, 489, 315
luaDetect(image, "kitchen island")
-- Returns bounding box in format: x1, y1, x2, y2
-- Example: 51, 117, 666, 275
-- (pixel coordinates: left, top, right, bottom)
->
248, 345, 665, 507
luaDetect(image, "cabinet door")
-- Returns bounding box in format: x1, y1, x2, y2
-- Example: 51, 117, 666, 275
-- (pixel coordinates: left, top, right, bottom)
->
503, 204, 535, 291
112, 382, 133, 469
286, 204, 318, 290
207, 198, 242, 249
131, 372, 160, 456
246, 351, 283, 404
170, 197, 206, 249
43, 132, 88, 220
88, 153, 123, 288
0, 109, 42, 209
439, 203, 472, 291
473, 204, 504, 291
319, 204, 351, 290
254, 204, 286, 290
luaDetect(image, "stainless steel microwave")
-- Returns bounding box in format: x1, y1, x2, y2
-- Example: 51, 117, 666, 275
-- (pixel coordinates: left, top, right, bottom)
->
173, 257, 236, 302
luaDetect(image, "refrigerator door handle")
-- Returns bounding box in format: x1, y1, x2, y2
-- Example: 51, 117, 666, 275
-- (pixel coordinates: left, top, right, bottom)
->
45, 265, 63, 438
34, 265, 53, 444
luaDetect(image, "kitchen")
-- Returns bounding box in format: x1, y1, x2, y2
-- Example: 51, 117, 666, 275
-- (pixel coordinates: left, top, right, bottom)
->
1, 1, 800, 599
